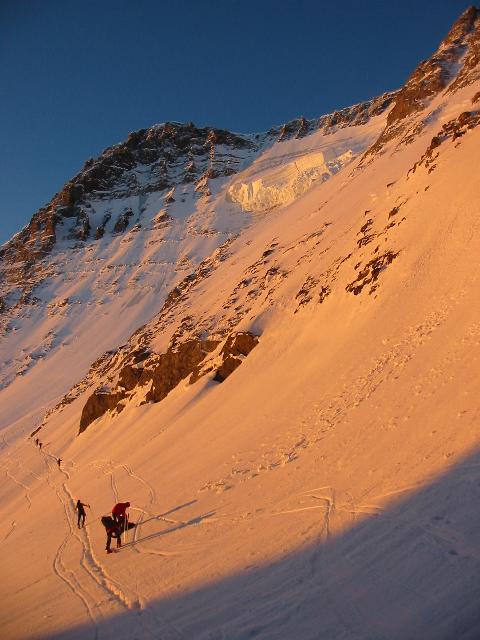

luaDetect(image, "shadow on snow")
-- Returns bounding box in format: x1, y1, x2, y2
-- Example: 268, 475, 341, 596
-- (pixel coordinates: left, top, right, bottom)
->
35, 450, 480, 640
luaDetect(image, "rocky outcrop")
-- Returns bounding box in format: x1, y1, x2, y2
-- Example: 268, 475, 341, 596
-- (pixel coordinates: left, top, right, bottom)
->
446, 6, 480, 93
78, 332, 258, 434
78, 338, 218, 433
213, 332, 259, 382
142, 338, 219, 403
269, 91, 398, 143
408, 109, 480, 176
0, 123, 255, 272
366, 7, 480, 157
113, 210, 134, 234
94, 213, 112, 239
79, 389, 125, 433
69, 210, 91, 241
345, 251, 399, 296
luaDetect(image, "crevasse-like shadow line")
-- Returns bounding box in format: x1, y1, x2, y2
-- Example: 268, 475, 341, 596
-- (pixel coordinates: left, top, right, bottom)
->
161, 499, 197, 517
83, 501, 199, 529
136, 499, 199, 527
123, 511, 216, 548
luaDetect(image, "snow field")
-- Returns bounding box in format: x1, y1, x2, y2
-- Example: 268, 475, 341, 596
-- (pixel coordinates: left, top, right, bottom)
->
1, 74, 480, 638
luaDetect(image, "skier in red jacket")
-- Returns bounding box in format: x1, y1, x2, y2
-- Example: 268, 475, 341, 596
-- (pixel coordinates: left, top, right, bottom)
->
112, 501, 130, 527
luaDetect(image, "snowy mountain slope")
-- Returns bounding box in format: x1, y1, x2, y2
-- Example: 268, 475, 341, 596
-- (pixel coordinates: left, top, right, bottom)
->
0, 99, 394, 437
1, 7, 480, 640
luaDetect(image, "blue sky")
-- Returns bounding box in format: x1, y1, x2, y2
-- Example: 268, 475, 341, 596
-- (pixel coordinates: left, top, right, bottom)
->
0, 0, 471, 244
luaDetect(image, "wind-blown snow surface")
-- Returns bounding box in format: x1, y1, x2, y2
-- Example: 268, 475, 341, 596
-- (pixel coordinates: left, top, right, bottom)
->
1, 74, 480, 640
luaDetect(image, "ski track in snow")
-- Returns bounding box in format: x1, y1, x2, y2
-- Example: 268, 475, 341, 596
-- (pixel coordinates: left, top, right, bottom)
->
196, 298, 462, 504
1, 520, 16, 543
270, 480, 480, 639
10, 437, 480, 640
4, 464, 32, 509
6, 417, 480, 639
289, 488, 390, 640
96, 458, 184, 554
2, 88, 480, 639
83, 458, 188, 636
30, 449, 187, 640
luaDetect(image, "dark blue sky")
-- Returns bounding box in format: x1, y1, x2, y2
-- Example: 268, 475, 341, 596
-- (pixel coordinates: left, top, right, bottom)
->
0, 0, 471, 244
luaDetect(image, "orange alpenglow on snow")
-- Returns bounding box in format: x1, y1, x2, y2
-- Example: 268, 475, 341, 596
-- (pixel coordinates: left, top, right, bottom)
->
1, 7, 480, 639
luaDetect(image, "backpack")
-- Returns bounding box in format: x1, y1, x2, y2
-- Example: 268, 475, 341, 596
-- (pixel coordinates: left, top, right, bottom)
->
101, 515, 115, 530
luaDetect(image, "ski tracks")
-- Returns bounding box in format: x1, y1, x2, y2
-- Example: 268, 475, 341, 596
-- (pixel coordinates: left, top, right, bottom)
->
99, 459, 161, 550
1, 520, 16, 543
2, 446, 185, 638
45, 456, 148, 639
292, 487, 389, 640
83, 458, 187, 638
5, 464, 32, 509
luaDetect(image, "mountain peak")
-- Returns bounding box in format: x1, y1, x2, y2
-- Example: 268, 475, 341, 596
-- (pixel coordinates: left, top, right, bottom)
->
2, 7, 480, 638
364, 5, 480, 158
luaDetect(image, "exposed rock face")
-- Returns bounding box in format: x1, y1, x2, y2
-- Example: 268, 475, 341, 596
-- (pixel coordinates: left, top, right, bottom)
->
0, 122, 258, 317
269, 91, 398, 142
0, 207, 57, 267
94, 213, 112, 239
113, 209, 133, 234
366, 6, 480, 157
118, 364, 144, 391
79, 389, 125, 433
78, 332, 258, 433
0, 123, 256, 282
446, 6, 480, 93
345, 251, 399, 296
76, 122, 254, 200
142, 338, 219, 403
408, 109, 480, 176
213, 332, 259, 382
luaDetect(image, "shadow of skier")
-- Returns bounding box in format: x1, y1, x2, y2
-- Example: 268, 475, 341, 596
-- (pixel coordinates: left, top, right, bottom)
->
122, 511, 215, 548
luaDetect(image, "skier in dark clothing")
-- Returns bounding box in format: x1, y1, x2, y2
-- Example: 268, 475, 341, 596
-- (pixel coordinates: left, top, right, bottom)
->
75, 499, 90, 528
101, 516, 122, 553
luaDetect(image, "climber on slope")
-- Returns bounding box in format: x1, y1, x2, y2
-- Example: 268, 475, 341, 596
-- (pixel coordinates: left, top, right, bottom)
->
101, 515, 122, 553
75, 499, 90, 528
112, 501, 130, 528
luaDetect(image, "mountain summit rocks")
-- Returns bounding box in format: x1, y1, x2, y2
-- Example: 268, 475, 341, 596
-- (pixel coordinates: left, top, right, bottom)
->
366, 6, 480, 157
2, 10, 480, 637
1, 6, 479, 441
0, 123, 255, 264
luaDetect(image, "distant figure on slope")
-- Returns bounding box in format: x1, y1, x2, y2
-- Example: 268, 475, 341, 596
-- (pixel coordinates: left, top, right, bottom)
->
39, 442, 42, 450
75, 499, 90, 528
35, 438, 39, 446
101, 515, 122, 553
112, 501, 130, 528
57, 458, 62, 468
